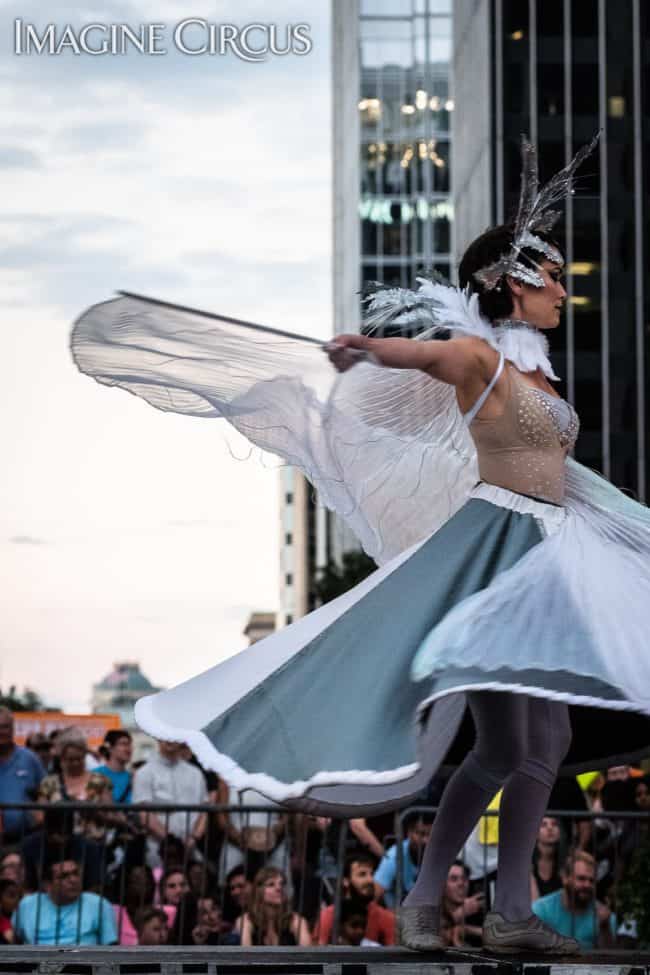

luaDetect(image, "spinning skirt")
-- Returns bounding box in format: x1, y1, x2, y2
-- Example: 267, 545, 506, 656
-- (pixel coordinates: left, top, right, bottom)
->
136, 482, 650, 816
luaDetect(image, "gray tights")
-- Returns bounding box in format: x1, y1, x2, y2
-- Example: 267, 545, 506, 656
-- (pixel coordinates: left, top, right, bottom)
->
403, 691, 572, 921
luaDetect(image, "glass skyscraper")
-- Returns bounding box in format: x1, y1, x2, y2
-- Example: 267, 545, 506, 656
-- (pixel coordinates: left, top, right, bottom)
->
322, 0, 455, 581
358, 0, 453, 292
456, 0, 649, 499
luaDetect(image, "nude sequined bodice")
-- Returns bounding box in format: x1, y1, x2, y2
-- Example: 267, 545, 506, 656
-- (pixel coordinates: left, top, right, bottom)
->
468, 364, 580, 505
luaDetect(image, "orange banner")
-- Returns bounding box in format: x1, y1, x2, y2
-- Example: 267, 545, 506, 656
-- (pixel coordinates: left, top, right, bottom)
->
13, 713, 121, 751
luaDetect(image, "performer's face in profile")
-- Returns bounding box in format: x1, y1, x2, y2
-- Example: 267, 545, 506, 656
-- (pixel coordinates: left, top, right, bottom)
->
507, 260, 567, 331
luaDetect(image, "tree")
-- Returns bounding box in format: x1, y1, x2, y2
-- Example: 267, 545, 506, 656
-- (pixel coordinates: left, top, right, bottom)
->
0, 686, 47, 712
312, 550, 376, 605
619, 837, 650, 947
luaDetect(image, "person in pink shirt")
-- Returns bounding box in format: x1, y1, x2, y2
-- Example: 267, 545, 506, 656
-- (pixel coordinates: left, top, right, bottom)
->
113, 865, 175, 946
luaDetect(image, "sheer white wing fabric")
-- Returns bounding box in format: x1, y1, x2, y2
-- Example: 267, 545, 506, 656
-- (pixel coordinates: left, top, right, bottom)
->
71, 295, 478, 563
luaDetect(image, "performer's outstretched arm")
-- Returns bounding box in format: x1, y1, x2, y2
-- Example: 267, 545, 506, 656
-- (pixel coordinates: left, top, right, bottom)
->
327, 333, 499, 389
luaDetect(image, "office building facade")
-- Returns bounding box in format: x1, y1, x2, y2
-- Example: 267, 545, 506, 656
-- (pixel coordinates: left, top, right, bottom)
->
334, 0, 454, 332
326, 0, 455, 574
455, 0, 649, 498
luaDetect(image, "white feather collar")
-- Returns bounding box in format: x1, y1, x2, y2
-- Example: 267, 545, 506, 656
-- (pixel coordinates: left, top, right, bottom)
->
413, 282, 559, 380
491, 320, 560, 381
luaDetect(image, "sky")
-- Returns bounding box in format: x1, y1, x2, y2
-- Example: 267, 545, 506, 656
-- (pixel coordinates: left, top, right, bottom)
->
0, 1, 332, 711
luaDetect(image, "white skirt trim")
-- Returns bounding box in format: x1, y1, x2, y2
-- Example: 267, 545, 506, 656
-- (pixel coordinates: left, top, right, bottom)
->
416, 681, 650, 720
135, 693, 421, 801
469, 482, 566, 537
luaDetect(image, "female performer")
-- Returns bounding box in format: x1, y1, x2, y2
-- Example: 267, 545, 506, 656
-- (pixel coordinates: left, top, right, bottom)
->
71, 137, 650, 954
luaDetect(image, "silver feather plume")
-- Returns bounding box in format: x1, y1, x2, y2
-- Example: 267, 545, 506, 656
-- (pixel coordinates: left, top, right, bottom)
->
475, 131, 601, 291
520, 131, 601, 235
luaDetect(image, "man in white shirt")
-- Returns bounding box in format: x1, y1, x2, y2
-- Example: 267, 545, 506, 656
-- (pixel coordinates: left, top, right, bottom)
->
132, 741, 207, 865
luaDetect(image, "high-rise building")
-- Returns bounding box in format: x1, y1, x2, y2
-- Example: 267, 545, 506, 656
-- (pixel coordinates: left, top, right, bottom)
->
454, 0, 649, 498
327, 0, 455, 567
281, 2, 455, 623
277, 466, 321, 625
334, 0, 454, 333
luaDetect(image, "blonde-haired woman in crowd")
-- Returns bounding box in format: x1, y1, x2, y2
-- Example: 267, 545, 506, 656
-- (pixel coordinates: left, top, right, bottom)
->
39, 728, 93, 801
239, 867, 311, 947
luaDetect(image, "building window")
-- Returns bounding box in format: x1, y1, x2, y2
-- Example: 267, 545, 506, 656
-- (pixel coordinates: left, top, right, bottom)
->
285, 532, 293, 545
359, 2, 453, 304
286, 614, 293, 625
285, 492, 293, 504
285, 573, 293, 585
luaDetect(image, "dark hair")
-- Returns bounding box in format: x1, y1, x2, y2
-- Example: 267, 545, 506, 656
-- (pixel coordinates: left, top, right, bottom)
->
43, 856, 80, 883
0, 877, 18, 898
103, 729, 132, 749
450, 859, 470, 878
126, 864, 155, 901
404, 810, 435, 831
458, 224, 564, 322
343, 852, 376, 879
226, 864, 246, 884
601, 777, 637, 813
160, 866, 186, 893
222, 865, 248, 924
170, 892, 197, 945
134, 905, 169, 935
0, 847, 22, 867
340, 897, 368, 925
158, 833, 186, 868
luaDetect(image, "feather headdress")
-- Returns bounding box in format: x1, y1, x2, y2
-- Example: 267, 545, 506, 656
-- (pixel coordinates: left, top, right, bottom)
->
474, 132, 601, 291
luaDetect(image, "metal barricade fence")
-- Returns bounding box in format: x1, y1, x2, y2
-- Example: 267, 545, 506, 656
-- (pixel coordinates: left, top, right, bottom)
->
1, 801, 649, 948
395, 804, 650, 949
0, 801, 359, 947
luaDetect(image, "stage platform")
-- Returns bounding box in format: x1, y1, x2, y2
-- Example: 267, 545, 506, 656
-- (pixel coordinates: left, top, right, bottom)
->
0, 946, 649, 975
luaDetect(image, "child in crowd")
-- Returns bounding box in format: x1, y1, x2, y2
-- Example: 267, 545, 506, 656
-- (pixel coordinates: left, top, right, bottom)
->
135, 906, 169, 946
337, 900, 381, 947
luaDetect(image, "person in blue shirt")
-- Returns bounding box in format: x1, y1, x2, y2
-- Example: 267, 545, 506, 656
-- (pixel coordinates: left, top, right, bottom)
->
13, 857, 117, 945
533, 851, 616, 950
0, 708, 44, 841
94, 730, 133, 804
374, 813, 433, 908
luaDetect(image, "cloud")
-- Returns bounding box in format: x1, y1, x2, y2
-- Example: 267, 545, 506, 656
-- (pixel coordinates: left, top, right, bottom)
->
0, 212, 190, 314
53, 120, 148, 154
0, 0, 331, 707
0, 146, 41, 168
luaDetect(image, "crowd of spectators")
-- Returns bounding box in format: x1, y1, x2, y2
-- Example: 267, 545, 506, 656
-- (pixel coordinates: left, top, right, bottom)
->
1, 705, 649, 950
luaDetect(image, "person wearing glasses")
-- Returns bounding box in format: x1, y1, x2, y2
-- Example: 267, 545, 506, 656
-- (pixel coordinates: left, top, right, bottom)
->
12, 858, 117, 945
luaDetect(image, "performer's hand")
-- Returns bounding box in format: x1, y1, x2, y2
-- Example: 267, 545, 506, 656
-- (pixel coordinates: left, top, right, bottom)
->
324, 334, 375, 372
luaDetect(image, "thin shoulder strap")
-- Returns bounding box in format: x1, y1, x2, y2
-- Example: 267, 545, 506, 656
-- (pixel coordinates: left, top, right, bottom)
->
463, 352, 505, 425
